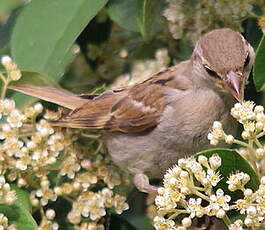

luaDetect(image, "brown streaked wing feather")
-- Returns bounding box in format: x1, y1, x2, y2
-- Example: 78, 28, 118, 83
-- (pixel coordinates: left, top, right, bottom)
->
52, 62, 193, 132
52, 85, 164, 132
113, 83, 165, 132
51, 94, 124, 129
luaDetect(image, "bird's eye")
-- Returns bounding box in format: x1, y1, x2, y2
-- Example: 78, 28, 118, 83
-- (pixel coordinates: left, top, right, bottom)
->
244, 53, 250, 68
203, 65, 219, 78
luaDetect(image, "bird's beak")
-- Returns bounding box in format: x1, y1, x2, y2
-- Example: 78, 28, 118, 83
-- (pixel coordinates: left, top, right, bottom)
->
224, 71, 244, 102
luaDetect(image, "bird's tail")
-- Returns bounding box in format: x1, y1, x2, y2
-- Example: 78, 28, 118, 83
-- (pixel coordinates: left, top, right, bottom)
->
8, 84, 89, 110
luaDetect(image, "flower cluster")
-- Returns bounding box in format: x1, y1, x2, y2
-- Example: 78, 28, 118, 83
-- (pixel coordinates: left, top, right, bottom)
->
0, 176, 16, 205
163, 0, 259, 43
1, 56, 21, 82
0, 57, 129, 230
208, 101, 265, 174
230, 177, 265, 228
155, 97, 265, 230
0, 101, 129, 229
154, 155, 226, 229
197, 100, 265, 229
0, 213, 16, 230
154, 153, 265, 229
38, 209, 59, 230
68, 188, 128, 224
0, 97, 129, 229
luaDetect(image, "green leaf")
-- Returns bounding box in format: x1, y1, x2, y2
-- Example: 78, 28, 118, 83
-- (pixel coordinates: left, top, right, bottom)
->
108, 0, 140, 32
10, 185, 32, 212
12, 71, 59, 87
243, 18, 263, 50
253, 35, 265, 92
11, 0, 108, 80
126, 215, 153, 230
0, 9, 20, 55
0, 186, 38, 230
0, 0, 22, 16
9, 93, 37, 110
196, 148, 260, 200
137, 0, 162, 41
108, 0, 163, 40
110, 214, 138, 230
91, 83, 107, 94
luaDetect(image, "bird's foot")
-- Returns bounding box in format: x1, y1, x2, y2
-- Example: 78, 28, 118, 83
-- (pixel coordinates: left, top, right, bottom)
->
133, 173, 158, 194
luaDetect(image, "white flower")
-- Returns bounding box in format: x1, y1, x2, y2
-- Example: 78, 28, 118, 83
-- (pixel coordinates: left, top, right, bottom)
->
0, 213, 16, 230
225, 135, 234, 144
227, 172, 250, 191
46, 209, 56, 220
34, 103, 43, 113
208, 122, 225, 145
16, 155, 31, 171
84, 194, 106, 220
246, 206, 257, 216
182, 217, 192, 227
0, 99, 15, 114
206, 169, 221, 187
256, 148, 265, 158
231, 101, 256, 123
7, 109, 25, 128
228, 220, 243, 230
198, 155, 209, 167
1, 55, 12, 67
2, 137, 23, 157
9, 70, 21, 81
155, 193, 177, 211
209, 154, 222, 170
0, 124, 16, 140
216, 209, 225, 218
244, 218, 252, 226
207, 189, 231, 216
36, 119, 54, 136
113, 194, 129, 214
187, 198, 203, 218
47, 132, 65, 152
213, 121, 222, 129
254, 105, 264, 113
60, 154, 80, 179
153, 216, 176, 230
0, 182, 17, 204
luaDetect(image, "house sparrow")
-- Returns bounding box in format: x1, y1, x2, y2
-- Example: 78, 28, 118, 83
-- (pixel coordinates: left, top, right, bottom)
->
9, 28, 254, 193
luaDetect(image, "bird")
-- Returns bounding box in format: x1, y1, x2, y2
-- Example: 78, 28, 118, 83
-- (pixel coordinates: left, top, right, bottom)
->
8, 28, 255, 193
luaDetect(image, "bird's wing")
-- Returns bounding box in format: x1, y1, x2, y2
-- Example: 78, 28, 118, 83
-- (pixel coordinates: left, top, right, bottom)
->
53, 63, 193, 133
8, 84, 88, 110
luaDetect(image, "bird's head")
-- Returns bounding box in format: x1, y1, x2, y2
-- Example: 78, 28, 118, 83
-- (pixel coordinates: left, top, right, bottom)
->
192, 28, 255, 102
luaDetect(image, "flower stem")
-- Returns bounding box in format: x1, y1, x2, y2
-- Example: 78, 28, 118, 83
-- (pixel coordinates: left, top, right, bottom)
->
0, 72, 6, 84
193, 186, 206, 191
233, 139, 249, 148
254, 138, 263, 148
1, 73, 9, 99
256, 131, 265, 139
223, 214, 231, 227
168, 210, 187, 220
194, 190, 210, 201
